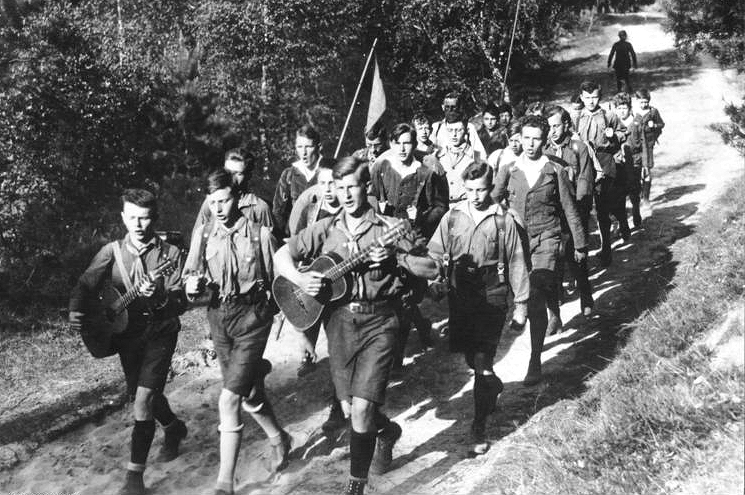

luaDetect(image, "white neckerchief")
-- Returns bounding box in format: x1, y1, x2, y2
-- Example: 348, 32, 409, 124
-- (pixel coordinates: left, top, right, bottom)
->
292, 157, 320, 182
390, 155, 421, 179
516, 154, 548, 189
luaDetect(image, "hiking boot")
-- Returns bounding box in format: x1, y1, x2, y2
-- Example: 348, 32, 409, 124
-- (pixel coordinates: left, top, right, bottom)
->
322, 397, 348, 435
470, 420, 489, 456
369, 421, 402, 475
344, 478, 366, 495
157, 418, 188, 462
547, 315, 563, 336
118, 470, 145, 495
523, 356, 542, 387
297, 352, 317, 377
268, 430, 292, 472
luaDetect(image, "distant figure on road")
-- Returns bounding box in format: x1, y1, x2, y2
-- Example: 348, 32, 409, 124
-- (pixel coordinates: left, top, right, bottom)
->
607, 30, 638, 92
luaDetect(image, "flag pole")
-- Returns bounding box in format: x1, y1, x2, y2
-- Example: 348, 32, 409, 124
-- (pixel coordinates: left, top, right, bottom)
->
334, 38, 379, 159
501, 0, 521, 103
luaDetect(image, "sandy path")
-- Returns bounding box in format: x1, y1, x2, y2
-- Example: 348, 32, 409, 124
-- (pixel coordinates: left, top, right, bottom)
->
2, 11, 743, 495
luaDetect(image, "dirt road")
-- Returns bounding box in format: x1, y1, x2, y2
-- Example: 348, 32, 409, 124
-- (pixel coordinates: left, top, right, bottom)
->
2, 11, 742, 495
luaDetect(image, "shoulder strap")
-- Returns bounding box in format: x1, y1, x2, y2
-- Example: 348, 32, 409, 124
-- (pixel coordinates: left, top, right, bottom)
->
250, 222, 268, 290
111, 240, 135, 292
494, 213, 507, 285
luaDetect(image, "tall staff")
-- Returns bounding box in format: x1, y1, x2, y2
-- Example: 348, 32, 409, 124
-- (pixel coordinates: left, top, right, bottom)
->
334, 38, 379, 159
502, 0, 521, 102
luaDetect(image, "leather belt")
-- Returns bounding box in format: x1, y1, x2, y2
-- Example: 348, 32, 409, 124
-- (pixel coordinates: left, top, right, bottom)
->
344, 300, 397, 315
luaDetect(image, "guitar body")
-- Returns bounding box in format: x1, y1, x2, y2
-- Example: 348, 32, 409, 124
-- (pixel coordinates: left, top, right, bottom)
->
80, 281, 129, 358
273, 252, 350, 331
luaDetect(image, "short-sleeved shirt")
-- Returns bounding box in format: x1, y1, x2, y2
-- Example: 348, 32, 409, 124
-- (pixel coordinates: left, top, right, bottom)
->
200, 217, 276, 297
286, 206, 420, 302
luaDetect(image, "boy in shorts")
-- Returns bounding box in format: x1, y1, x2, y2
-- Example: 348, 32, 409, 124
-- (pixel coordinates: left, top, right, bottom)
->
426, 161, 529, 454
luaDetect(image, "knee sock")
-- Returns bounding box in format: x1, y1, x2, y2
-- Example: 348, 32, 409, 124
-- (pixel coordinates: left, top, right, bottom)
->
373, 410, 391, 433
130, 420, 156, 467
350, 430, 377, 479
152, 393, 176, 426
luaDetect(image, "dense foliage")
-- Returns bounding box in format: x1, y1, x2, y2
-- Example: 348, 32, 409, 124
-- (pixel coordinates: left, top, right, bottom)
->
0, 0, 635, 306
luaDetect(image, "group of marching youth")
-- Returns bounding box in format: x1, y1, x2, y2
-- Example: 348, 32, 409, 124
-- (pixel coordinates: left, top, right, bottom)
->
68, 78, 663, 495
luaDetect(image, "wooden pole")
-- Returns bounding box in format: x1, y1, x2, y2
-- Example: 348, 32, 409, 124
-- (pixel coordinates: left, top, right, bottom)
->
334, 38, 379, 159
501, 0, 521, 103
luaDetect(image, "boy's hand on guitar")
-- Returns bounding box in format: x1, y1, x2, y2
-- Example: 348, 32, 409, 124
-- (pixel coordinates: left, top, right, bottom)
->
69, 310, 84, 332
185, 275, 206, 296
368, 245, 393, 269
138, 278, 157, 298
297, 270, 325, 296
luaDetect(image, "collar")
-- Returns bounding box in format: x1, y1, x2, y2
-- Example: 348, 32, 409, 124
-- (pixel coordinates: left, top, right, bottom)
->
549, 133, 572, 149
332, 204, 383, 231
291, 157, 321, 175
516, 153, 551, 173
582, 107, 604, 117
213, 215, 249, 238
124, 234, 160, 256
452, 199, 502, 217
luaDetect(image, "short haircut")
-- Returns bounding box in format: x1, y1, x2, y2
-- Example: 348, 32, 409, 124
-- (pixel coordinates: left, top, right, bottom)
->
121, 189, 158, 217
390, 123, 416, 143
296, 124, 321, 145
461, 160, 493, 183
570, 93, 584, 107
613, 92, 632, 107
412, 112, 431, 127
365, 121, 387, 142
333, 156, 370, 183
580, 80, 601, 96
224, 147, 255, 172
546, 105, 571, 124
443, 91, 460, 103
207, 169, 235, 195
507, 120, 522, 137
619, 30, 627, 37
520, 114, 550, 141
526, 101, 546, 116
634, 89, 651, 100
444, 109, 469, 128
497, 103, 513, 116
482, 102, 500, 117
318, 157, 334, 170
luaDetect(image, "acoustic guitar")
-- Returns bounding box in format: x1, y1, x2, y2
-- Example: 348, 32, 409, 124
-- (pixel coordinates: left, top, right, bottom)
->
80, 259, 175, 358
272, 220, 407, 331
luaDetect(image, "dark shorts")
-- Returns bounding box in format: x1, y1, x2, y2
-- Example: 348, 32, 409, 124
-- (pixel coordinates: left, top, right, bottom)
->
530, 232, 562, 272
114, 318, 180, 395
325, 304, 399, 405
207, 295, 273, 397
448, 285, 508, 355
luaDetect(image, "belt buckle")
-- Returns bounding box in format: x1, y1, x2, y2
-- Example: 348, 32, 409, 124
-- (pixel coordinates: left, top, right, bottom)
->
348, 302, 362, 313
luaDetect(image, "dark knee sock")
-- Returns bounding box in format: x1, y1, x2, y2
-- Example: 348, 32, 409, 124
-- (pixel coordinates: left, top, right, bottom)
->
373, 410, 390, 432
350, 430, 377, 479
131, 420, 156, 465
152, 393, 176, 426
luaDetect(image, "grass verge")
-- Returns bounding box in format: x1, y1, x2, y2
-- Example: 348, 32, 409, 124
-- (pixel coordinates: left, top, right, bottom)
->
475, 176, 745, 495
